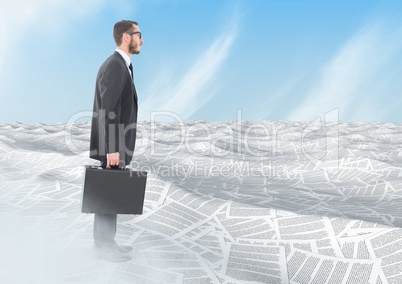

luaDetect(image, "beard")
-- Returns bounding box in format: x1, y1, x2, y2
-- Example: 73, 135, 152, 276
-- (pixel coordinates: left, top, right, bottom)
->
129, 40, 140, 55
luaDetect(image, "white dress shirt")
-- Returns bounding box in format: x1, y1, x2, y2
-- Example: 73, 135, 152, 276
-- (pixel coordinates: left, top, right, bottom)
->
115, 48, 132, 78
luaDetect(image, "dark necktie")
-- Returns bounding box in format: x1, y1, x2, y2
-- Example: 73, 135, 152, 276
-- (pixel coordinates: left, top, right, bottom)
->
129, 63, 137, 101
129, 63, 133, 79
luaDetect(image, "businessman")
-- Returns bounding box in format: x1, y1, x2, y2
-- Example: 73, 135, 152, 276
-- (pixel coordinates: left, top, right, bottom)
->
89, 20, 143, 262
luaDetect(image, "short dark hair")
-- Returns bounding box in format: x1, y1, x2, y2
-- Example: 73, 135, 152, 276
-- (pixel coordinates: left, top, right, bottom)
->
113, 20, 138, 45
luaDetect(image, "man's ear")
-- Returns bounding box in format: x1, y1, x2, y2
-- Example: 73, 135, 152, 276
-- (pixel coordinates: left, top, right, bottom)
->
122, 33, 129, 43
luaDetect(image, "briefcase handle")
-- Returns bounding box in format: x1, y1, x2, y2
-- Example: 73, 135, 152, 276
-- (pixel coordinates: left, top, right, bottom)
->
109, 165, 123, 170
88, 165, 125, 170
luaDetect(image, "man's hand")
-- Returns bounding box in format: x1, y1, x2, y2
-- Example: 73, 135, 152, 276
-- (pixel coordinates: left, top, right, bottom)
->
107, 152, 120, 168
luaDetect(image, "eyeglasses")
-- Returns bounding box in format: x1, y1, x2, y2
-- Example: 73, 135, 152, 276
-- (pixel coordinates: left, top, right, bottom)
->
126, 31, 142, 39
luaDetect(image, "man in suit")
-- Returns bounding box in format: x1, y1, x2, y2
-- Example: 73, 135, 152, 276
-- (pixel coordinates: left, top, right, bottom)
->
89, 20, 143, 262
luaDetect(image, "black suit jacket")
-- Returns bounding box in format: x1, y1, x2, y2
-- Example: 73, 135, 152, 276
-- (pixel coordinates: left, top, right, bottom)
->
90, 52, 138, 167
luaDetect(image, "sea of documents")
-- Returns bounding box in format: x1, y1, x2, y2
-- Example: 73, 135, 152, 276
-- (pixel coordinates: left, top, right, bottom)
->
0, 120, 401, 283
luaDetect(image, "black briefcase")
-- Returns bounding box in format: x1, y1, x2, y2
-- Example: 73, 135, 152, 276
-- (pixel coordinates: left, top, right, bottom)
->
81, 166, 147, 214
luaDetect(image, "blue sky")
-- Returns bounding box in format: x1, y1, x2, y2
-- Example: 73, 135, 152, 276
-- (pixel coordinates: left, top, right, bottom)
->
1, 0, 402, 124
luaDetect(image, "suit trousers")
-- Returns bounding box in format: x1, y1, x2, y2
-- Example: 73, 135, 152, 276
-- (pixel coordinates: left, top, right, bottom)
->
93, 213, 117, 248
93, 164, 119, 248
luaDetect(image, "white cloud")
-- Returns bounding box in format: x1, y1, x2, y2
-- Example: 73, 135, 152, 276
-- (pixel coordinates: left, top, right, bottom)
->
0, 0, 106, 107
0, 25, 5, 70
256, 70, 310, 120
140, 17, 238, 121
0, 0, 104, 31
0, 0, 104, 59
287, 21, 402, 122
